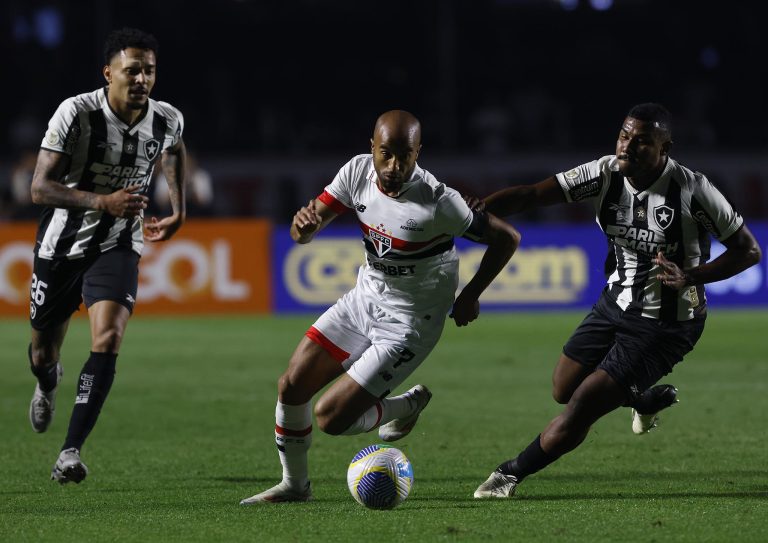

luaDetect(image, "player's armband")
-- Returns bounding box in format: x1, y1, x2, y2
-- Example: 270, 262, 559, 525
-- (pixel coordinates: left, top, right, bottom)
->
462, 210, 489, 242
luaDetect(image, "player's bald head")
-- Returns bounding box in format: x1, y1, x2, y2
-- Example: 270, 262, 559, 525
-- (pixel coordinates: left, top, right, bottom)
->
373, 110, 421, 148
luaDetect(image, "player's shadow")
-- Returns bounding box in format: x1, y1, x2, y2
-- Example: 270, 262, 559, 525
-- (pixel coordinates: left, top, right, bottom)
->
512, 489, 768, 501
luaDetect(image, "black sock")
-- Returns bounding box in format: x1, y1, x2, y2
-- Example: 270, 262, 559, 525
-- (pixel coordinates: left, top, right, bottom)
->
29, 343, 59, 393
62, 352, 117, 451
497, 435, 560, 481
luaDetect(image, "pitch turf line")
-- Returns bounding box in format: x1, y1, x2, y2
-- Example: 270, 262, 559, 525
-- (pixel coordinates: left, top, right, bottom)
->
0, 310, 766, 542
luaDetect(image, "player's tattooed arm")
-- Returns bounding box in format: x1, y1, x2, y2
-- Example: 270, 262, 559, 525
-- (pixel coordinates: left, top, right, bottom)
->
160, 138, 186, 220
31, 149, 148, 218
291, 198, 338, 244
145, 138, 186, 242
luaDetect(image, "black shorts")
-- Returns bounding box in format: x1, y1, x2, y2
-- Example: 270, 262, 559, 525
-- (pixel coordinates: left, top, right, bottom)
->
562, 290, 706, 400
30, 248, 140, 331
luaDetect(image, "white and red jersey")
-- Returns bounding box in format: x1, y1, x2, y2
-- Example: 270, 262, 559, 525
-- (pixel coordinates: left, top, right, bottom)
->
36, 87, 183, 259
556, 155, 743, 321
318, 154, 473, 321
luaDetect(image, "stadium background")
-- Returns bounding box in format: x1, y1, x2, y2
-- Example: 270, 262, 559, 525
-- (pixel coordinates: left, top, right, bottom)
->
2, 3, 767, 541
1, 0, 766, 315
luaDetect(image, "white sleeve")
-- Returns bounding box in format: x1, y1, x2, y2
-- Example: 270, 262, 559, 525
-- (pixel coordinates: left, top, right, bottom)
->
435, 185, 473, 237
41, 98, 81, 155
157, 102, 184, 150
555, 157, 610, 202
690, 174, 744, 241
322, 157, 358, 209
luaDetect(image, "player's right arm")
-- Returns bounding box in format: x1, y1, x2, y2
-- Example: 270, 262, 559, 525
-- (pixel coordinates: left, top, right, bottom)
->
31, 149, 148, 218
290, 198, 338, 244
480, 176, 566, 216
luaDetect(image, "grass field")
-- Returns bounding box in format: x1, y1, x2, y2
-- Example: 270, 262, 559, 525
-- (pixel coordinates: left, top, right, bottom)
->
1, 310, 767, 542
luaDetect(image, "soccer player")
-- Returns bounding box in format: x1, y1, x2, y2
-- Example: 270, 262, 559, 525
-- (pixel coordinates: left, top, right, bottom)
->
27, 28, 186, 484
240, 110, 521, 504
471, 103, 761, 499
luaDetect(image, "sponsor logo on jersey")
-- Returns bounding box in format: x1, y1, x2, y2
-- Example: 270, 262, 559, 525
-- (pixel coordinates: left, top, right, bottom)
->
568, 180, 600, 201
355, 203, 367, 213
96, 140, 116, 150
144, 138, 160, 161
609, 203, 630, 222
653, 205, 674, 230
369, 227, 392, 257
400, 218, 424, 232
606, 224, 678, 256
366, 256, 417, 276
89, 162, 150, 189
694, 210, 717, 234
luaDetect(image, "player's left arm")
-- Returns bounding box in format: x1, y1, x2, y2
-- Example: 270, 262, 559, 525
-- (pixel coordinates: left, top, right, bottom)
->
655, 224, 762, 289
145, 138, 186, 242
290, 197, 338, 244
452, 211, 521, 326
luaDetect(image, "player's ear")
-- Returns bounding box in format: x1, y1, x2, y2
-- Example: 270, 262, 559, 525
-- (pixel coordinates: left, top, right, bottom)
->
103, 65, 112, 84
661, 139, 673, 156
370, 138, 375, 153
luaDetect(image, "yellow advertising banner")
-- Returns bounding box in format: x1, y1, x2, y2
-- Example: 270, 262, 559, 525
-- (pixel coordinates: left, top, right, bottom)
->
0, 219, 271, 317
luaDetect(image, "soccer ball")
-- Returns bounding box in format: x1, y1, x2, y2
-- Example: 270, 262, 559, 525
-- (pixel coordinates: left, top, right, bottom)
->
347, 444, 414, 509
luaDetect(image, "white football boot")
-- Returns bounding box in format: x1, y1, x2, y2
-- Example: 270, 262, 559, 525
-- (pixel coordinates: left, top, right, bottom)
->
240, 481, 312, 505
631, 384, 678, 435
378, 384, 432, 442
51, 448, 89, 484
473, 471, 519, 499
29, 363, 63, 433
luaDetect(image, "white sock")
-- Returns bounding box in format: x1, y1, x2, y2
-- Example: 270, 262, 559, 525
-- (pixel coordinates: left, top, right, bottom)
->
340, 390, 416, 435
275, 400, 312, 489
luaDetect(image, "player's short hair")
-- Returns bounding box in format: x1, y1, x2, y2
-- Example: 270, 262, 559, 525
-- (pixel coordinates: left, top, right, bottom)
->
103, 28, 159, 64
627, 103, 672, 138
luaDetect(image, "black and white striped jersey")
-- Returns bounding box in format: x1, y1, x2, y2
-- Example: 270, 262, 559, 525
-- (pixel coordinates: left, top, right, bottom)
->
36, 87, 184, 259
556, 155, 743, 321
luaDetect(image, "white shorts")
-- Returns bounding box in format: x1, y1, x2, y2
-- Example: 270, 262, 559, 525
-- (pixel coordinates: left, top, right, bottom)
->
307, 284, 448, 398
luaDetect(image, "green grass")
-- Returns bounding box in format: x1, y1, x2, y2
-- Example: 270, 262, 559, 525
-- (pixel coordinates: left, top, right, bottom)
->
1, 310, 767, 542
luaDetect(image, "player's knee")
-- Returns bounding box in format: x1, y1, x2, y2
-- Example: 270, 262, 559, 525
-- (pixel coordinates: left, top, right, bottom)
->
29, 344, 58, 366
277, 371, 314, 405
315, 415, 346, 436
313, 401, 345, 435
277, 372, 292, 396
92, 326, 124, 353
552, 386, 572, 405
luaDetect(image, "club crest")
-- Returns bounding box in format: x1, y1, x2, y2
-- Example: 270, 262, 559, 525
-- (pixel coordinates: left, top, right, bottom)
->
653, 205, 675, 230
369, 228, 392, 257
143, 138, 160, 161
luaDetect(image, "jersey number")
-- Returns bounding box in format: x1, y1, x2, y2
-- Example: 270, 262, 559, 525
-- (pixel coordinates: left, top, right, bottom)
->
31, 274, 48, 306
392, 348, 415, 368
